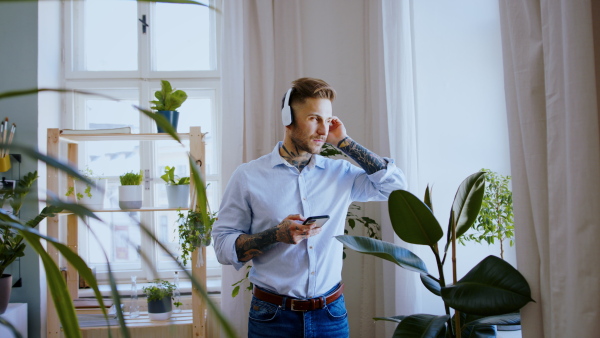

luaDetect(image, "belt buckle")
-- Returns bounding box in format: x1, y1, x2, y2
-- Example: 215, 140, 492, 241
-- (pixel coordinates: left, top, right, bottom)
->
290, 299, 306, 311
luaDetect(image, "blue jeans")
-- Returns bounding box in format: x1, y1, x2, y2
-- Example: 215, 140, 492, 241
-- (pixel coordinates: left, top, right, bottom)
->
248, 285, 349, 338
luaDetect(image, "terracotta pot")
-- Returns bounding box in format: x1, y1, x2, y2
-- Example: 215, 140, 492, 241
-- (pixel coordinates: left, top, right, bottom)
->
0, 274, 13, 314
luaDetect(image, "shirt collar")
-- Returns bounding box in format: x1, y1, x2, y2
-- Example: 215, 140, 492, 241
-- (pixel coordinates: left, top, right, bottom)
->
270, 141, 326, 170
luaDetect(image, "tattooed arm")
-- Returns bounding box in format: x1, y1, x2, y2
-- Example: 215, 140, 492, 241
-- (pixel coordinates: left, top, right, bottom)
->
337, 137, 387, 174
235, 214, 322, 262
326, 117, 387, 175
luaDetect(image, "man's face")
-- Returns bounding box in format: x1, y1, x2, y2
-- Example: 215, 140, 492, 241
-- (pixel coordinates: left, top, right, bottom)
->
288, 98, 333, 154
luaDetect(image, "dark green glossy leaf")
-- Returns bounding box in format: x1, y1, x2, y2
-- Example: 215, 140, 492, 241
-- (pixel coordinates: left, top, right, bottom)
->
464, 313, 520, 327
374, 315, 405, 323
441, 256, 534, 316
393, 314, 449, 338
461, 323, 496, 338
388, 190, 443, 246
336, 235, 428, 275
445, 172, 486, 253
424, 184, 434, 213
420, 273, 441, 296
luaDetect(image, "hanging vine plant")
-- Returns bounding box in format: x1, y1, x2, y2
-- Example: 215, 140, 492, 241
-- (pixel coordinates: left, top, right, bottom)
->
177, 208, 216, 266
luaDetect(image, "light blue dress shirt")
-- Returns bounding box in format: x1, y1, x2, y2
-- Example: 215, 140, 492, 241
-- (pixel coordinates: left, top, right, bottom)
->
213, 142, 406, 298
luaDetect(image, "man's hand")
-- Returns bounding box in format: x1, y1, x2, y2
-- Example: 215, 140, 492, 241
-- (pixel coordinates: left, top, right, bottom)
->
276, 214, 323, 244
235, 214, 323, 262
326, 116, 348, 146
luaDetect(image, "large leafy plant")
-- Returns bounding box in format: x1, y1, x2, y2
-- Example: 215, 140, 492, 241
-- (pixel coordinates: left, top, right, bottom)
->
337, 172, 533, 337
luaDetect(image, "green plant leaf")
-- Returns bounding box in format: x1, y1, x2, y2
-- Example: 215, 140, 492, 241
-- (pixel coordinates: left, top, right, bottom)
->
134, 105, 181, 142
336, 235, 429, 275
374, 315, 405, 323
0, 316, 22, 338
388, 190, 443, 246
424, 184, 433, 213
463, 312, 520, 327
441, 255, 534, 316
392, 314, 449, 338
420, 274, 441, 296
444, 172, 486, 254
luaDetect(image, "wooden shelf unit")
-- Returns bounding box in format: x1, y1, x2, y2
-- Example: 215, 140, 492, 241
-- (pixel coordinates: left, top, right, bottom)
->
46, 127, 208, 338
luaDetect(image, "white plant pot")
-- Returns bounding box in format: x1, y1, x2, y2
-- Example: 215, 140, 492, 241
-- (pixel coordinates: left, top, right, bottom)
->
166, 184, 190, 208
119, 185, 143, 210
76, 179, 106, 209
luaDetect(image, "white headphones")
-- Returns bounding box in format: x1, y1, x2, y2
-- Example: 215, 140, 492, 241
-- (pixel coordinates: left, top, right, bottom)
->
281, 88, 293, 126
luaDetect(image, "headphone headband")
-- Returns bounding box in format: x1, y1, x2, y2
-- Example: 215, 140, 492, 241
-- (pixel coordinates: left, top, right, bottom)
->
281, 88, 293, 126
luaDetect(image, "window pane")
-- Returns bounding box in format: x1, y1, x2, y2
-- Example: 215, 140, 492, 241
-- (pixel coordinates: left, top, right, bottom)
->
81, 0, 138, 71
153, 3, 213, 71
84, 212, 142, 272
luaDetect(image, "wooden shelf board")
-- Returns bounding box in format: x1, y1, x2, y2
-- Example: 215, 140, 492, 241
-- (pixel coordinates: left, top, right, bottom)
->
58, 207, 189, 214
59, 133, 191, 142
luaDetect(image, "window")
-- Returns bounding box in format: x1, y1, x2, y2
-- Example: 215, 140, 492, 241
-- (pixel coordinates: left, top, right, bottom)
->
62, 0, 222, 284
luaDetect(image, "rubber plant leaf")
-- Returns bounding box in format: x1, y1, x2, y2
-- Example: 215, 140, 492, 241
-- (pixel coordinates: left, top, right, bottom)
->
444, 171, 485, 254
374, 316, 405, 323
441, 255, 534, 316
388, 190, 443, 246
392, 314, 449, 338
424, 184, 434, 213
420, 273, 441, 296
336, 235, 429, 275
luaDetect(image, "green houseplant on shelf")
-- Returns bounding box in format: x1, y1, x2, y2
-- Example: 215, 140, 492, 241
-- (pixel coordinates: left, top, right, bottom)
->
336, 171, 534, 337
118, 171, 144, 210
177, 205, 216, 267
65, 167, 107, 210
162, 166, 190, 208
150, 80, 188, 133
142, 279, 176, 321
460, 169, 514, 259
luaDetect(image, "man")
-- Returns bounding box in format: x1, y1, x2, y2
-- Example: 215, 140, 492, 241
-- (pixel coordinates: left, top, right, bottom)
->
213, 77, 406, 337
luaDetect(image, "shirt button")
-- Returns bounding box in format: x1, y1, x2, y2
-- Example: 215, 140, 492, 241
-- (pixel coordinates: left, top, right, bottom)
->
311, 272, 315, 275
303, 197, 306, 200
309, 246, 313, 249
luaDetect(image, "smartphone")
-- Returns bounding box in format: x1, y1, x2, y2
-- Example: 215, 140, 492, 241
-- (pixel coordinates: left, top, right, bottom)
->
302, 215, 330, 228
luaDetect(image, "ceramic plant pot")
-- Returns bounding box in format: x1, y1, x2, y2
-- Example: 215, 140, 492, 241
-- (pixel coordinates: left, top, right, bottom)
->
166, 184, 190, 208
156, 110, 179, 133
0, 274, 12, 314
118, 185, 143, 210
147, 296, 172, 321
76, 178, 106, 209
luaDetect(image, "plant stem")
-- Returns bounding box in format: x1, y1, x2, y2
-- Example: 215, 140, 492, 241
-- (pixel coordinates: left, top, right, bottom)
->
432, 243, 451, 320
452, 213, 461, 338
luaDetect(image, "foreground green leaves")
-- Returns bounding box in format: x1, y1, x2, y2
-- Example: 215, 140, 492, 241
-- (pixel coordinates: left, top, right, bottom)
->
441, 256, 533, 316
388, 190, 443, 246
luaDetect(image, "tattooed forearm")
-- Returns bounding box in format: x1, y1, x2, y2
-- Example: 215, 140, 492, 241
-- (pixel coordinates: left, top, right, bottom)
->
337, 137, 387, 174
235, 227, 278, 262
235, 220, 294, 262
280, 144, 312, 172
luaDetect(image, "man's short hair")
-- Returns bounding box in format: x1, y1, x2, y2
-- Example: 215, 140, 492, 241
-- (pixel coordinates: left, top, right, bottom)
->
281, 78, 337, 124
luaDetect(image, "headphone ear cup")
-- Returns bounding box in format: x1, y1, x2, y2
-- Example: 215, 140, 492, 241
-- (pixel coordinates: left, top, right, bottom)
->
281, 106, 292, 126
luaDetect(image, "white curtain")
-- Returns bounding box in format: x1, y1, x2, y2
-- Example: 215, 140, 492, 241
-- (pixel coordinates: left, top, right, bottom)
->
220, 1, 304, 336
498, 0, 600, 337
367, 0, 421, 337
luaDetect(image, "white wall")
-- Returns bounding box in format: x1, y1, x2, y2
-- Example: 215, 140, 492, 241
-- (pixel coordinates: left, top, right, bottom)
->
411, 0, 513, 314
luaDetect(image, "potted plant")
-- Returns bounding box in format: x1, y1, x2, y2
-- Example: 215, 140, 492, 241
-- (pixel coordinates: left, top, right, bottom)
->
161, 166, 190, 208
65, 167, 106, 210
118, 171, 143, 210
460, 168, 514, 259
177, 207, 216, 266
150, 80, 188, 133
336, 172, 534, 337
0, 171, 63, 314
142, 279, 176, 321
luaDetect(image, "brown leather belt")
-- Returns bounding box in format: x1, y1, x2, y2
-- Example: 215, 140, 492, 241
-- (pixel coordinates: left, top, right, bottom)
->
253, 283, 344, 311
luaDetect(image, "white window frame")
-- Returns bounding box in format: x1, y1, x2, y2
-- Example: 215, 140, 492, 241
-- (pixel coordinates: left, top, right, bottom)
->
61, 0, 223, 285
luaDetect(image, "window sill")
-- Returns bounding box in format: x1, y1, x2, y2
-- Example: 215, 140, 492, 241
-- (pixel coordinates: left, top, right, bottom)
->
78, 278, 221, 298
